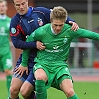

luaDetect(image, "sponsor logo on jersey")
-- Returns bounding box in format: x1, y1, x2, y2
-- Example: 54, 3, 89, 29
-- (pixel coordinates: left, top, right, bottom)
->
0, 27, 5, 33
28, 19, 34, 23
53, 45, 59, 50
0, 27, 8, 36
45, 45, 63, 53
45, 49, 63, 53
44, 43, 49, 45
38, 18, 43, 26
11, 28, 16, 34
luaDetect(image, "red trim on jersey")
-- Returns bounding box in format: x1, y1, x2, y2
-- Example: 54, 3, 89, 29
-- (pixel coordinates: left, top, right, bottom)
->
10, 25, 26, 36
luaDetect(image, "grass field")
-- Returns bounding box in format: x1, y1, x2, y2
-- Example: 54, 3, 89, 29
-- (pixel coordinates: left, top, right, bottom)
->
0, 80, 99, 99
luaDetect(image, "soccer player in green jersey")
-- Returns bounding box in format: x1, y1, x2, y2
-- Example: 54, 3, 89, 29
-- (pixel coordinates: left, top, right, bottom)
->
0, 0, 12, 98
21, 6, 99, 99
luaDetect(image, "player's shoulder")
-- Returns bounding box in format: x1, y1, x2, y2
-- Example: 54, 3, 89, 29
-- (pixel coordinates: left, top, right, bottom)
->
33, 6, 51, 13
38, 23, 50, 30
64, 24, 72, 30
11, 13, 20, 20
6, 16, 11, 21
35, 24, 50, 34
11, 13, 20, 24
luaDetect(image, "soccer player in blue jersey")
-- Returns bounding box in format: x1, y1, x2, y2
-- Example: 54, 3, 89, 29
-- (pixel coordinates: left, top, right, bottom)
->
21, 6, 99, 99
9, 0, 79, 99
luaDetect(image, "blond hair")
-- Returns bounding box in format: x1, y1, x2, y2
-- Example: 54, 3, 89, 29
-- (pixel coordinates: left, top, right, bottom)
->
0, 0, 7, 6
50, 6, 68, 22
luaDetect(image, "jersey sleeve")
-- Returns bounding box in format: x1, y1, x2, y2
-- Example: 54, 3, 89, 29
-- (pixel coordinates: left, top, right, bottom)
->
21, 47, 30, 67
66, 16, 75, 24
70, 28, 99, 40
21, 31, 37, 66
21, 28, 42, 66
10, 16, 36, 49
34, 7, 51, 23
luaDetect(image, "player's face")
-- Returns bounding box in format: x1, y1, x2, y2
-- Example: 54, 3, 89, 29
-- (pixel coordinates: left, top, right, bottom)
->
51, 19, 65, 34
0, 1, 7, 15
13, 0, 28, 15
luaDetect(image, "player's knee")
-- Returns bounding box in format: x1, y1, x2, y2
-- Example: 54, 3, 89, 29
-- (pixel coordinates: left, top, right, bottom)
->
20, 88, 29, 98
20, 91, 27, 98
35, 69, 47, 81
65, 88, 75, 97
36, 76, 44, 80
4, 69, 12, 76
36, 74, 47, 81
10, 86, 19, 95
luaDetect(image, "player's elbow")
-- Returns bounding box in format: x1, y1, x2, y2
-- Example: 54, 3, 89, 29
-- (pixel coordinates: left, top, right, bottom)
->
13, 42, 19, 48
13, 42, 23, 49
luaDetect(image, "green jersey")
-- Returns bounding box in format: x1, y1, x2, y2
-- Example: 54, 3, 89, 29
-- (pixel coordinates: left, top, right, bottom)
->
0, 16, 11, 47
22, 23, 99, 67
0, 16, 12, 71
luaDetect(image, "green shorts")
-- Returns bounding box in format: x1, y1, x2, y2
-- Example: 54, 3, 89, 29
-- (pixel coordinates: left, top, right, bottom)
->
33, 62, 72, 90
0, 46, 12, 71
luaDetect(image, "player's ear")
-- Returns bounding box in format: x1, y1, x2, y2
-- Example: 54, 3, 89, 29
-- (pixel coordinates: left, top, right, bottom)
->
5, 4, 8, 11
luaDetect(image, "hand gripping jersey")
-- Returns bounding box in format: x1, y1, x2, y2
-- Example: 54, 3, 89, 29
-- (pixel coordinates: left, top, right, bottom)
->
10, 7, 74, 68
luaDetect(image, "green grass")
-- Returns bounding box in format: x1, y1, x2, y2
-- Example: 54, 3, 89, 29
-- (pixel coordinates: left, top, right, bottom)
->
0, 80, 8, 99
0, 80, 99, 99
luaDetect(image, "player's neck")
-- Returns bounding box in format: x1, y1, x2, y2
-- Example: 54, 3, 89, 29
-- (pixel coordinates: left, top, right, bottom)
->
51, 25, 57, 35
0, 14, 6, 20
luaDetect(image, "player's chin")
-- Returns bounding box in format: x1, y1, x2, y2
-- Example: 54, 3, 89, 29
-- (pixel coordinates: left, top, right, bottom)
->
56, 31, 61, 34
19, 11, 25, 15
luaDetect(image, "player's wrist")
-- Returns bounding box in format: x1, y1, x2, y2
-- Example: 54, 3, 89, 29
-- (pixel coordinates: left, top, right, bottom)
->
21, 63, 28, 67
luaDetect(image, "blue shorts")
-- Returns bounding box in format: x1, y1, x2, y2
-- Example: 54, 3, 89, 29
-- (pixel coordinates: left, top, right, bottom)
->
13, 54, 35, 86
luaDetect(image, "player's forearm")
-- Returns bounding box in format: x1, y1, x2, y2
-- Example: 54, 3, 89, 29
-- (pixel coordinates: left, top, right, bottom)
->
21, 49, 30, 67
73, 28, 99, 40
21, 36, 35, 66
11, 36, 36, 49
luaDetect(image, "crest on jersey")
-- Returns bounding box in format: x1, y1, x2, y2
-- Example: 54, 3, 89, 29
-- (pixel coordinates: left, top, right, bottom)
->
38, 18, 43, 26
11, 28, 16, 34
63, 36, 68, 44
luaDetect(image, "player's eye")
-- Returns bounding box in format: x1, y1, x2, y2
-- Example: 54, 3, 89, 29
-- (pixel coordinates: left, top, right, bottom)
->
15, 4, 20, 7
21, 2, 26, 6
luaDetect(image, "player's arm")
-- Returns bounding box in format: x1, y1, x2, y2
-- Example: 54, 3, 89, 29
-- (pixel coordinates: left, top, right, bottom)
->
14, 34, 36, 77
10, 17, 37, 49
21, 29, 45, 66
70, 27, 99, 40
14, 31, 45, 77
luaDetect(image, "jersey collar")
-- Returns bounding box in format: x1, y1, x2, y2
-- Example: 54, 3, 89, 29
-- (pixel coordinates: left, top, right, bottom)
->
0, 14, 6, 20
25, 7, 33, 17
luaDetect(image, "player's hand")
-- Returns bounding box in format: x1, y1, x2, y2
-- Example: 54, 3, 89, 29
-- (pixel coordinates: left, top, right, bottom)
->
14, 64, 28, 78
36, 41, 45, 50
69, 21, 79, 31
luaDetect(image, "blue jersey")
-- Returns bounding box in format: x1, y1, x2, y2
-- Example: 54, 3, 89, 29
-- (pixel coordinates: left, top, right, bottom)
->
10, 6, 74, 68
